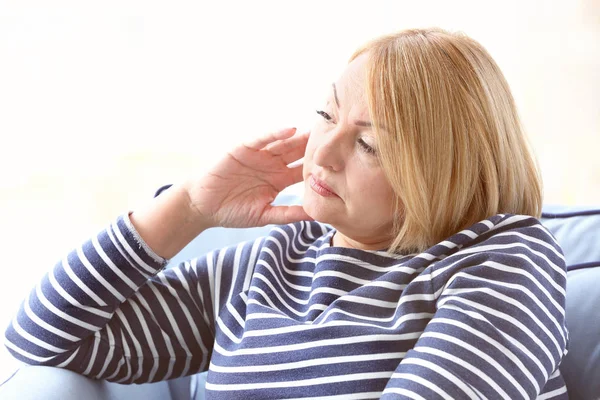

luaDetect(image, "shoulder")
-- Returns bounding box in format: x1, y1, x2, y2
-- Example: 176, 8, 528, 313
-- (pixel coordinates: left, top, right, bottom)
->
432, 214, 567, 291
480, 214, 562, 259
448, 214, 563, 260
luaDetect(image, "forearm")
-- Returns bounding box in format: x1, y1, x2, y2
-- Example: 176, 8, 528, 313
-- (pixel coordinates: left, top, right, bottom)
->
4, 214, 167, 369
3, 212, 214, 383
129, 183, 212, 260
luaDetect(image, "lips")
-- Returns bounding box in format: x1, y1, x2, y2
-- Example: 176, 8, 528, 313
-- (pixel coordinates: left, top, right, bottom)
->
309, 175, 339, 197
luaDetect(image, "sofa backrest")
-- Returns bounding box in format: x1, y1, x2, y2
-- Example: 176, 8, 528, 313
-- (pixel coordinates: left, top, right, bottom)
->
540, 207, 600, 400
540, 206, 600, 269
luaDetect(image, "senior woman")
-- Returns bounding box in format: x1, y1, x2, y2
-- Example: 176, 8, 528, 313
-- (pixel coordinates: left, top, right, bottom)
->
5, 28, 568, 399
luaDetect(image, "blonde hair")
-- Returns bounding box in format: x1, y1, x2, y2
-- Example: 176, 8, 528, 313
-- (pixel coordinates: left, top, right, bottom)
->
350, 28, 543, 254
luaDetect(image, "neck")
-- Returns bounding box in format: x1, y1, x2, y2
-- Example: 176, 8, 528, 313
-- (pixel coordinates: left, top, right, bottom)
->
331, 230, 392, 251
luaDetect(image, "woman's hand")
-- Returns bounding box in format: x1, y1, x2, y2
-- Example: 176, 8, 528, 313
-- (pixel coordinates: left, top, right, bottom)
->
183, 127, 312, 229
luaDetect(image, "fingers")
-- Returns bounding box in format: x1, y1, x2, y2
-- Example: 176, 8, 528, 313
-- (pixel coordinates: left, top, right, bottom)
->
261, 205, 314, 226
288, 164, 304, 184
265, 130, 310, 156
282, 147, 306, 166
244, 127, 297, 150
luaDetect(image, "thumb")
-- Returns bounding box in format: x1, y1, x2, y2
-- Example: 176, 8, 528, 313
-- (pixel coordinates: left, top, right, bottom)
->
260, 205, 314, 226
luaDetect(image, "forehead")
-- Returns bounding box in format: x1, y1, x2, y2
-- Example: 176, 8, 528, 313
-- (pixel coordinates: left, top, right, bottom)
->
332, 54, 369, 107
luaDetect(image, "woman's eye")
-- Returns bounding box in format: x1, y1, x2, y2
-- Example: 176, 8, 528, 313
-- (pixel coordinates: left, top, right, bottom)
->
358, 138, 376, 155
316, 110, 333, 122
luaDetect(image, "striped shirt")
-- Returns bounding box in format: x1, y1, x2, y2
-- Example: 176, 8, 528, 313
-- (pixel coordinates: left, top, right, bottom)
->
4, 212, 569, 399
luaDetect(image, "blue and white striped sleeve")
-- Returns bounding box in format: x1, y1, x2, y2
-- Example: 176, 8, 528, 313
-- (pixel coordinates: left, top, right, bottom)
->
3, 213, 255, 384
380, 217, 569, 399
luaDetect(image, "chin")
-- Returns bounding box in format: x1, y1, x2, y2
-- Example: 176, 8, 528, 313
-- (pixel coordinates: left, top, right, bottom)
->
302, 193, 341, 225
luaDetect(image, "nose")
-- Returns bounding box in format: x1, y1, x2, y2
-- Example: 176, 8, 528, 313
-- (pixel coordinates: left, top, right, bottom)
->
312, 128, 350, 172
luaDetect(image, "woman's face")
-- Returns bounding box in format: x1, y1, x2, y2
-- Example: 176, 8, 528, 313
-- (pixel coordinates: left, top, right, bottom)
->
302, 54, 396, 250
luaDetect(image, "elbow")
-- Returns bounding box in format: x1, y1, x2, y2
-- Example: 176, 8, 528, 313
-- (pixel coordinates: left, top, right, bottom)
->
3, 322, 69, 367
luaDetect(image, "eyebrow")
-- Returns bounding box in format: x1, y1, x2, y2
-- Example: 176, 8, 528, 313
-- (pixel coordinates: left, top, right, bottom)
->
332, 83, 341, 108
332, 82, 374, 128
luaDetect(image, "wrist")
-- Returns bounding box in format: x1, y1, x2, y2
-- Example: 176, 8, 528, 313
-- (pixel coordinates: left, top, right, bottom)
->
179, 179, 215, 229
130, 183, 212, 259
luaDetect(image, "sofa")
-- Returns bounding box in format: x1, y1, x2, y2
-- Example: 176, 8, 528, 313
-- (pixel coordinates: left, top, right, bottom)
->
1, 189, 599, 400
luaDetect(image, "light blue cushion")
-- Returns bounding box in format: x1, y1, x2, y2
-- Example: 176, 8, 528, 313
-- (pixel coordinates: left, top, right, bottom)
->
0, 366, 191, 400
541, 205, 600, 269
540, 206, 600, 400
559, 266, 600, 400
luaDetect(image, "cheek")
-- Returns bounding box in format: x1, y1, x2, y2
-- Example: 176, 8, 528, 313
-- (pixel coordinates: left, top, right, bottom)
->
302, 146, 313, 179
355, 172, 395, 208
302, 136, 319, 179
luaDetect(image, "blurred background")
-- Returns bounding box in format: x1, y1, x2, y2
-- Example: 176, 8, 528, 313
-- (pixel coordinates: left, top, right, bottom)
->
0, 0, 598, 381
